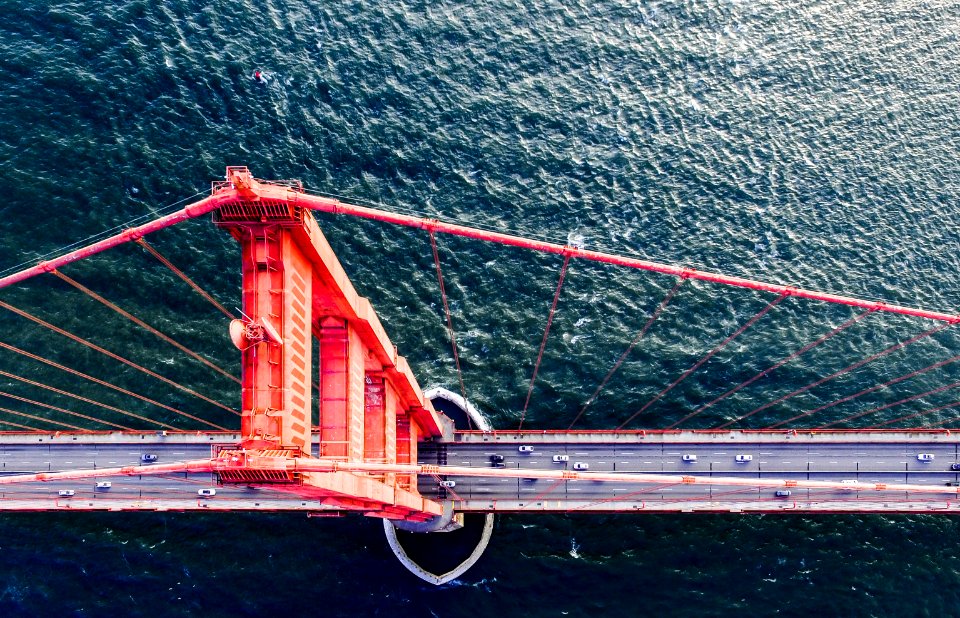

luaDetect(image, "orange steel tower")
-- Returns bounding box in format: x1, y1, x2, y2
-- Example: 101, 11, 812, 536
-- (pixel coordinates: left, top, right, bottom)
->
213, 167, 452, 522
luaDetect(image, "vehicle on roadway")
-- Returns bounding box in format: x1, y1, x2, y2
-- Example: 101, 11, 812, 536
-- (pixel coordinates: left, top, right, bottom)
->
775, 490, 792, 498
489, 454, 505, 468
552, 454, 569, 463
438, 480, 456, 488
572, 462, 589, 471
140, 453, 158, 463
58, 490, 75, 497
197, 488, 217, 497
518, 445, 534, 453
917, 453, 935, 462
682, 454, 698, 462
95, 482, 111, 489
734, 454, 753, 463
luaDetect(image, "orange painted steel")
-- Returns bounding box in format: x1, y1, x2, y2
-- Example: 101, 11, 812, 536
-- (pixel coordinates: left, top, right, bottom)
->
285, 190, 960, 324
213, 167, 449, 520
0, 192, 232, 291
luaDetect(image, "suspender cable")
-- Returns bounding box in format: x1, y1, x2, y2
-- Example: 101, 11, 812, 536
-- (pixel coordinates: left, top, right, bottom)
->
568, 279, 684, 430
922, 403, 960, 427
519, 254, 572, 430
816, 352, 960, 428
52, 270, 239, 384
752, 324, 951, 430
0, 419, 44, 432
429, 231, 470, 427
859, 381, 960, 427
0, 405, 81, 431
620, 293, 786, 431
0, 390, 132, 430
0, 340, 229, 430
0, 369, 176, 430
0, 301, 239, 416
136, 239, 235, 320
672, 309, 873, 427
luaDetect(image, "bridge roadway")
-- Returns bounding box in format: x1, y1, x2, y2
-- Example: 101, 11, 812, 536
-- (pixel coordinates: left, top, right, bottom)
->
1, 431, 960, 513
418, 431, 960, 513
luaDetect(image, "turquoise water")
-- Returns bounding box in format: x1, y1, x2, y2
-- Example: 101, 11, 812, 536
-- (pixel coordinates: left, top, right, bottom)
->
2, 0, 960, 615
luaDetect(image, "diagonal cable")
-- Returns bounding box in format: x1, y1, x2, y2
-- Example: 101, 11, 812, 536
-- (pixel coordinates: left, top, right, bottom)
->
136, 238, 235, 319
723, 323, 950, 430
0, 340, 230, 430
0, 368, 175, 430
519, 254, 572, 430
429, 231, 470, 428
674, 309, 873, 428
0, 300, 239, 415
53, 270, 239, 384
568, 279, 684, 430
619, 293, 787, 430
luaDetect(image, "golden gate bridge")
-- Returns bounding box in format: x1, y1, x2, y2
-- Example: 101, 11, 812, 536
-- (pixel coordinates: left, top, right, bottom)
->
2, 166, 960, 582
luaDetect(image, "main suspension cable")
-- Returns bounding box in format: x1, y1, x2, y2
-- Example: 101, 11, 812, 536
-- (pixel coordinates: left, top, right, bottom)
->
567, 279, 684, 430
0, 368, 176, 430
136, 238, 235, 320
52, 270, 239, 384
429, 231, 470, 427
0, 301, 239, 415
721, 323, 950, 429
519, 254, 572, 430
619, 293, 786, 431
674, 309, 873, 428
0, 340, 230, 430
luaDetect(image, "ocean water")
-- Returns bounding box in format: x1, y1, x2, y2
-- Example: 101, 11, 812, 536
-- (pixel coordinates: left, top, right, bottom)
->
2, 0, 960, 615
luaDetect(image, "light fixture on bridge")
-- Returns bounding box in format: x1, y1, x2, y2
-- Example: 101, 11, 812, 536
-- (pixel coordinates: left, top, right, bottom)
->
229, 316, 283, 350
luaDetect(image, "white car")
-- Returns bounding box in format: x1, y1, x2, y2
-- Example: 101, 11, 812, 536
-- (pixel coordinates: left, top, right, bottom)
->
197, 488, 217, 497
682, 454, 698, 462
439, 480, 456, 488
95, 481, 112, 489
735, 454, 753, 463
552, 455, 569, 463
573, 462, 589, 471
917, 453, 935, 462
58, 490, 75, 497
518, 445, 535, 453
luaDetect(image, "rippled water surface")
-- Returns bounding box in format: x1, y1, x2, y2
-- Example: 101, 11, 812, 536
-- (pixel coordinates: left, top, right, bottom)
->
2, 0, 960, 615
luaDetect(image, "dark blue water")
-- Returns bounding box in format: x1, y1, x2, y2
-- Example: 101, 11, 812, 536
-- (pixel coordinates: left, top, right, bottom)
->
2, 0, 960, 615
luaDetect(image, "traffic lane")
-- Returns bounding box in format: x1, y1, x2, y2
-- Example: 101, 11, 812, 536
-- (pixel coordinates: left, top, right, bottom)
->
0, 444, 219, 472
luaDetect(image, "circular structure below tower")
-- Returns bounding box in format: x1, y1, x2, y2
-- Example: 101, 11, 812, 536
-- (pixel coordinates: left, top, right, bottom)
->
383, 387, 495, 585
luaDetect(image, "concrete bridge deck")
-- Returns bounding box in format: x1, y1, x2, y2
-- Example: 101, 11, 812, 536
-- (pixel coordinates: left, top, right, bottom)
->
0, 431, 958, 513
